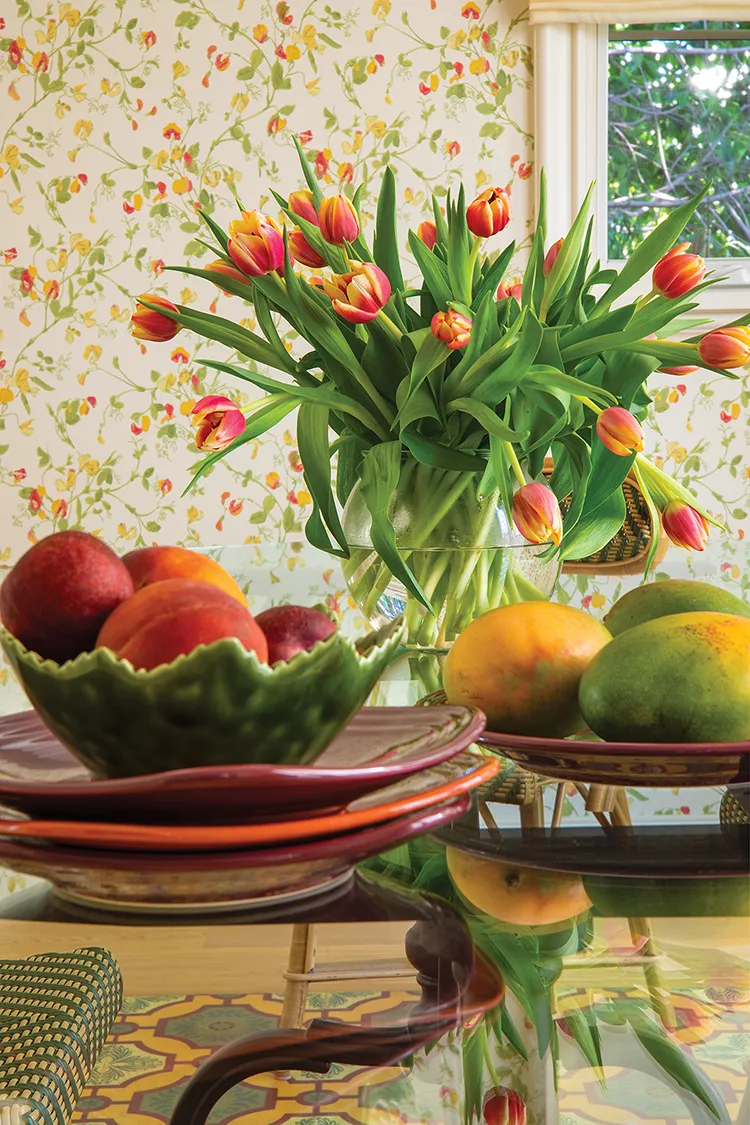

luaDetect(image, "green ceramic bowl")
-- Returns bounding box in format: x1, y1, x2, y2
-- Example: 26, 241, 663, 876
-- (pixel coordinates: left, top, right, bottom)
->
0, 619, 405, 779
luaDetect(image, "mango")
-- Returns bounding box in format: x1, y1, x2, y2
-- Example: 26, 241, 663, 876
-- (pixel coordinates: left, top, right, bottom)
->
96, 578, 268, 670
579, 611, 750, 743
0, 530, 134, 664
605, 578, 750, 637
443, 602, 611, 737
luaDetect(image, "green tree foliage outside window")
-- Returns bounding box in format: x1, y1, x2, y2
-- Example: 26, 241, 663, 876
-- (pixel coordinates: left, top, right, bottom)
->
608, 21, 750, 259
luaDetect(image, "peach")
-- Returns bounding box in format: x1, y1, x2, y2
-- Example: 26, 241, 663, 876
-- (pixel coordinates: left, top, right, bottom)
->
0, 530, 134, 664
122, 545, 246, 605
255, 604, 337, 664
96, 578, 268, 671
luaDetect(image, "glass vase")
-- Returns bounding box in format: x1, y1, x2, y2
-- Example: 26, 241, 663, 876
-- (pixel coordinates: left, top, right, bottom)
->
342, 458, 560, 652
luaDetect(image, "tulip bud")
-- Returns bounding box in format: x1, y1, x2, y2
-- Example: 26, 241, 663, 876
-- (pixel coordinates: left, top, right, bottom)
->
131, 294, 181, 342
543, 237, 563, 277
324, 262, 392, 323
416, 220, 437, 249
512, 482, 563, 547
483, 1087, 526, 1125
288, 227, 326, 268
288, 189, 319, 226
652, 242, 706, 299
204, 259, 249, 293
318, 194, 360, 245
466, 186, 511, 239
431, 308, 472, 350
659, 364, 698, 376
499, 279, 521, 301
496, 281, 523, 302
662, 499, 709, 552
596, 406, 645, 457
697, 325, 750, 369
192, 395, 246, 452
227, 210, 285, 277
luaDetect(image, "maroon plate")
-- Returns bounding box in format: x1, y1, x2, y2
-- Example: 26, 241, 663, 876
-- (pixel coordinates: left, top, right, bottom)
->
0, 794, 471, 912
0, 707, 485, 824
480, 729, 750, 787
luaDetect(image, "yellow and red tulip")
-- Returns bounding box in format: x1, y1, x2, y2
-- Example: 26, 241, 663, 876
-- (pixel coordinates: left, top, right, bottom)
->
288, 189, 319, 226
192, 395, 246, 452
496, 281, 523, 302
323, 262, 391, 323
318, 194, 360, 245
662, 499, 709, 551
659, 364, 698, 376
288, 228, 326, 268
131, 294, 181, 342
483, 1087, 526, 1125
204, 259, 249, 291
512, 482, 563, 546
652, 242, 705, 299
416, 220, 437, 249
431, 308, 472, 350
466, 186, 511, 239
697, 325, 750, 369
543, 237, 563, 277
227, 210, 285, 277
596, 406, 644, 457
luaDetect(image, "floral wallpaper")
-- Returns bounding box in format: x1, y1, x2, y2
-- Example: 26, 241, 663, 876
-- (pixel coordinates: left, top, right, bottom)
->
0, 0, 747, 710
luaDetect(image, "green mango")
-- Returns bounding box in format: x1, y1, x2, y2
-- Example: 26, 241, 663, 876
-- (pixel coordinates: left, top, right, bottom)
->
605, 578, 750, 637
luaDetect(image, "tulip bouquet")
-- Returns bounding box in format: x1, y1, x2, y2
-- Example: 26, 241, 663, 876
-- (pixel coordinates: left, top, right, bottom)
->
132, 146, 747, 647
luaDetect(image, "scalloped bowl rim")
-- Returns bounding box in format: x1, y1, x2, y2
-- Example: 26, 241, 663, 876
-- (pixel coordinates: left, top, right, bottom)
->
0, 618, 405, 684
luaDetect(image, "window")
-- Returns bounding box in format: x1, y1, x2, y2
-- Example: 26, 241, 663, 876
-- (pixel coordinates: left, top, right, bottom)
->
533, 17, 750, 314
608, 22, 750, 261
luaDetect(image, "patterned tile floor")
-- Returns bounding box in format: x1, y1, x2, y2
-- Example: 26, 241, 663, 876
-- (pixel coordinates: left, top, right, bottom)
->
73, 990, 750, 1125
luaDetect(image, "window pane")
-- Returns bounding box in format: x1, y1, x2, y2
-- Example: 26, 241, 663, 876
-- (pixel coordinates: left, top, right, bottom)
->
608, 22, 750, 260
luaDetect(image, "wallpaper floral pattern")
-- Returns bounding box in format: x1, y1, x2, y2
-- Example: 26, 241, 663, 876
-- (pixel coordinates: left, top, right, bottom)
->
0, 0, 747, 705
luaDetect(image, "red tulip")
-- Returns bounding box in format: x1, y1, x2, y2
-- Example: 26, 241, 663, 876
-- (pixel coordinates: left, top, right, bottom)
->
288, 228, 326, 268
416, 220, 437, 249
697, 325, 750, 369
288, 189, 319, 226
483, 1087, 526, 1125
543, 237, 563, 277
227, 210, 285, 277
662, 500, 709, 551
512, 482, 563, 546
318, 194, 360, 245
496, 281, 523, 302
131, 294, 181, 342
596, 406, 645, 457
659, 364, 698, 376
652, 242, 705, 299
431, 308, 472, 350
192, 395, 246, 452
323, 262, 391, 323
466, 186, 511, 239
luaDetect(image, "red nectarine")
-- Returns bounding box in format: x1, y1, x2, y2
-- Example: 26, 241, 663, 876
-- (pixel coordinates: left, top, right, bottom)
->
123, 545, 246, 605
255, 604, 337, 665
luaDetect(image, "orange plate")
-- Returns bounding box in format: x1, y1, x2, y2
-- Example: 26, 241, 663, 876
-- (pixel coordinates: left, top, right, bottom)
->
0, 752, 499, 853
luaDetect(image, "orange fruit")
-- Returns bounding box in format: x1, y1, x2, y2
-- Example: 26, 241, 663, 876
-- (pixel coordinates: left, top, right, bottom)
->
447, 848, 591, 928
122, 545, 246, 606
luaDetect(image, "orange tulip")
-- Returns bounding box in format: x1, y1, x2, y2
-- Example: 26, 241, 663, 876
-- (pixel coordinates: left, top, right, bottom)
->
192, 395, 246, 452
204, 259, 248, 290
662, 500, 709, 552
288, 189, 319, 226
543, 237, 563, 277
323, 262, 391, 323
512, 482, 563, 546
697, 325, 750, 369
416, 220, 437, 249
318, 194, 360, 245
652, 242, 705, 299
496, 281, 523, 302
131, 294, 181, 342
288, 228, 326, 268
466, 186, 511, 239
483, 1087, 526, 1125
596, 407, 644, 457
659, 364, 698, 376
227, 210, 285, 277
431, 308, 472, 350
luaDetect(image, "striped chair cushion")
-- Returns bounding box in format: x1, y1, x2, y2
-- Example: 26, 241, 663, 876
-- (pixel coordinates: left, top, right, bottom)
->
0, 947, 122, 1125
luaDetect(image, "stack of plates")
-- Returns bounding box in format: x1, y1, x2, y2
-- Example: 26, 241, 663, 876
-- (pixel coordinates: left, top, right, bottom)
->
0, 706, 492, 914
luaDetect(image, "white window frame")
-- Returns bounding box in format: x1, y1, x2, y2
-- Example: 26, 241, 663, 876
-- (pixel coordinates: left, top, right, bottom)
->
534, 21, 750, 318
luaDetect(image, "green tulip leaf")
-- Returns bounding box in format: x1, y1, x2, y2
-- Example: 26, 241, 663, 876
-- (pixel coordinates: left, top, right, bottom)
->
409, 229, 453, 308
540, 181, 596, 320
374, 164, 404, 290
402, 428, 487, 473
297, 403, 350, 557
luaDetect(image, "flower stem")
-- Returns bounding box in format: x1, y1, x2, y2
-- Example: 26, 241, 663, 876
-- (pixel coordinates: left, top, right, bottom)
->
504, 442, 527, 489
377, 310, 404, 341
